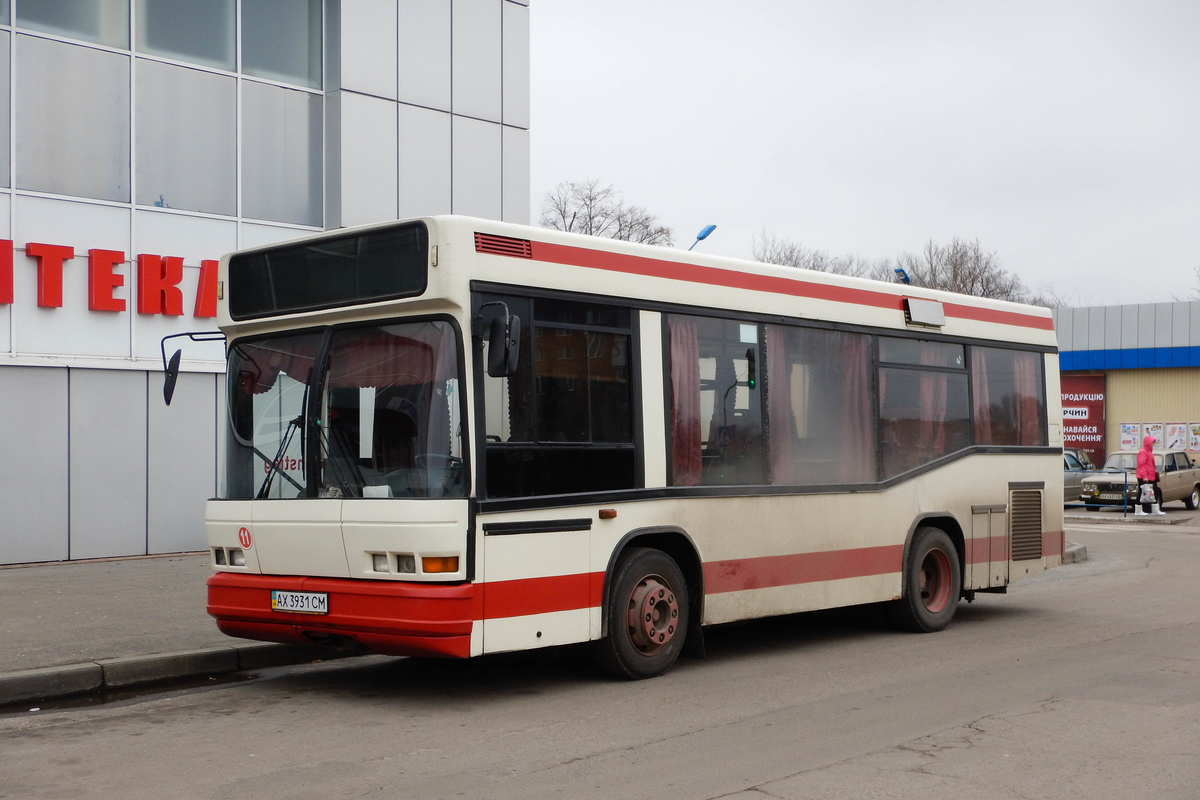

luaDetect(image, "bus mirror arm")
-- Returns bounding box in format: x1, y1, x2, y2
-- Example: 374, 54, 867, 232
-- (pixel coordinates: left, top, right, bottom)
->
475, 303, 521, 378
159, 330, 226, 405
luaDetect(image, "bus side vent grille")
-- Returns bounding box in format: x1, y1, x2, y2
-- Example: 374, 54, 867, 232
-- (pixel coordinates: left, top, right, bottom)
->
475, 233, 533, 258
1010, 489, 1043, 561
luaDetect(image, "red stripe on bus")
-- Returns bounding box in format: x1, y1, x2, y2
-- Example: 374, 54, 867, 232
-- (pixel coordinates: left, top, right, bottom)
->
1043, 529, 1065, 558
965, 535, 1010, 564
527, 242, 1055, 331
483, 572, 603, 619
703, 545, 904, 594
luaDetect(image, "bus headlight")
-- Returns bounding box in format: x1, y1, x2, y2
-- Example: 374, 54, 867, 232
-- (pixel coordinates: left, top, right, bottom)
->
372, 553, 389, 573
229, 548, 246, 567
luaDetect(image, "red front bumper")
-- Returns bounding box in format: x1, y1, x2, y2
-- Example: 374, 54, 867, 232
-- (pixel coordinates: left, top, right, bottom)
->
207, 572, 478, 659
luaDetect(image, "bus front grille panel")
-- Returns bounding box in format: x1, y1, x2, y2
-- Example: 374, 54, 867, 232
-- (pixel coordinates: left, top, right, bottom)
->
1009, 489, 1044, 561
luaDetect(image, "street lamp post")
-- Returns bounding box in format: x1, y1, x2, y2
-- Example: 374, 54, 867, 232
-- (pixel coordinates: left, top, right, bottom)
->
688, 224, 717, 251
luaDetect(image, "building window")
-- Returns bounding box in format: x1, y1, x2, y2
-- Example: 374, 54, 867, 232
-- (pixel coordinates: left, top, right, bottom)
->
16, 35, 130, 202
241, 80, 322, 226
242, 0, 321, 89
17, 0, 129, 48
135, 0, 234, 71
136, 59, 235, 214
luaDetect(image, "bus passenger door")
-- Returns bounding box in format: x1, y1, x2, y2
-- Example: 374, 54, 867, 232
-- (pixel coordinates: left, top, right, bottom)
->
970, 504, 1009, 588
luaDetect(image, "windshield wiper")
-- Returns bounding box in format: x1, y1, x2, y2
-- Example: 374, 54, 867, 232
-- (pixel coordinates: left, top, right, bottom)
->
257, 414, 306, 498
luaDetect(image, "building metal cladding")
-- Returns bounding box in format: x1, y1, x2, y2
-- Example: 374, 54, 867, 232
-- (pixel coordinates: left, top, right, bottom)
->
0, 1, 531, 565
1055, 301, 1200, 466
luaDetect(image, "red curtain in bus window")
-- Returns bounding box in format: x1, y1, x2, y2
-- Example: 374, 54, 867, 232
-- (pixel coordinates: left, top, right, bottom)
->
668, 317, 702, 486
971, 347, 994, 444
327, 324, 455, 388
239, 344, 317, 395
971, 347, 1044, 446
1014, 350, 1043, 445
839, 334, 873, 483
919, 349, 949, 454
766, 326, 796, 484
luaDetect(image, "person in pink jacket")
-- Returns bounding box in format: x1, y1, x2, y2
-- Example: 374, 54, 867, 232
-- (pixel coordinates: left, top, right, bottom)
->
1136, 435, 1165, 516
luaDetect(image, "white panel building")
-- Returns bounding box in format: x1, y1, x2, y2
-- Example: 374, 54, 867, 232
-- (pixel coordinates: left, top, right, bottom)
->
0, 0, 530, 564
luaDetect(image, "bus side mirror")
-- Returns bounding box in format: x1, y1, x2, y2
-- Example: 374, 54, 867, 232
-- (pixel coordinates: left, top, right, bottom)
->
164, 350, 182, 405
487, 314, 521, 378
159, 330, 225, 406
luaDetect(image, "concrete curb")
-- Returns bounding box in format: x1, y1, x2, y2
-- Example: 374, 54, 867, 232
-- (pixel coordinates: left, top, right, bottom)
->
1063, 542, 1088, 564
0, 642, 354, 707
1064, 511, 1191, 525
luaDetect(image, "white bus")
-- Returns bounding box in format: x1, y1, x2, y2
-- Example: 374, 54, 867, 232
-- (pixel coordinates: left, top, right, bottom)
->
184, 215, 1064, 679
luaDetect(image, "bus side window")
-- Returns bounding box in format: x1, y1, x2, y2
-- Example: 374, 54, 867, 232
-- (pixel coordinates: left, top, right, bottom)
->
482, 296, 637, 499
667, 315, 763, 486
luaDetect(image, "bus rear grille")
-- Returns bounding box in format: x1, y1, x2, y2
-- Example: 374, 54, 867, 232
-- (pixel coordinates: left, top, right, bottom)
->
1010, 489, 1043, 561
475, 233, 533, 258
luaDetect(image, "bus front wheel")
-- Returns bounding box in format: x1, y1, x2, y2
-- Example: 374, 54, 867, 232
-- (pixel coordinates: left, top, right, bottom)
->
595, 547, 689, 680
889, 527, 961, 633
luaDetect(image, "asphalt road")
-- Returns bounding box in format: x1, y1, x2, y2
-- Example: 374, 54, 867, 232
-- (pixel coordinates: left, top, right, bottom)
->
2, 521, 1198, 799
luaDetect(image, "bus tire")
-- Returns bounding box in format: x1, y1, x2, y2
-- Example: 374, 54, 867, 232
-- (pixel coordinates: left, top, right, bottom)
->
889, 526, 961, 633
594, 547, 689, 680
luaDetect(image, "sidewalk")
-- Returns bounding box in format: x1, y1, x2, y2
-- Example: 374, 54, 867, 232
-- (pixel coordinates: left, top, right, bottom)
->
0, 553, 348, 707
1064, 504, 1200, 526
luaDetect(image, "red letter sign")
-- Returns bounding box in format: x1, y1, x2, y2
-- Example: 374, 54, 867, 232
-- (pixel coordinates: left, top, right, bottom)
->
88, 249, 127, 312
194, 259, 219, 318
0, 240, 12, 305
27, 242, 75, 308
137, 254, 185, 316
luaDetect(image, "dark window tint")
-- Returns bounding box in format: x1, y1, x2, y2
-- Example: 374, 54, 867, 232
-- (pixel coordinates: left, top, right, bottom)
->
482, 296, 636, 498
880, 337, 964, 368
229, 223, 428, 319
878, 367, 970, 479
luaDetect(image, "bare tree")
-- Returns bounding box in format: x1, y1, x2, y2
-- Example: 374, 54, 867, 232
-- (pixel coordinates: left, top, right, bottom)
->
754, 231, 1063, 307
539, 179, 673, 246
752, 231, 892, 281
1170, 265, 1200, 301
896, 238, 1061, 306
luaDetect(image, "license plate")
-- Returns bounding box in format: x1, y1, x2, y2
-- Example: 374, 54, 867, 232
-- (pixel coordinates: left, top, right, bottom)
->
1099, 493, 1124, 500
271, 590, 328, 615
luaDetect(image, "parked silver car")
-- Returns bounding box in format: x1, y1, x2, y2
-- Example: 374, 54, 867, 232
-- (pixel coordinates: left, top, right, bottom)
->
1063, 451, 1102, 504
1079, 450, 1200, 510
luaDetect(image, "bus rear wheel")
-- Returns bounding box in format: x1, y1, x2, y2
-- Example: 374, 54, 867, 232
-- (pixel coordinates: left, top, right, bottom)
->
595, 547, 689, 680
889, 526, 961, 633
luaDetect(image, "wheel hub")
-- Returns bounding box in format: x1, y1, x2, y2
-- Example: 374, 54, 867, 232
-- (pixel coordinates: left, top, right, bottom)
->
626, 576, 679, 654
918, 550, 951, 613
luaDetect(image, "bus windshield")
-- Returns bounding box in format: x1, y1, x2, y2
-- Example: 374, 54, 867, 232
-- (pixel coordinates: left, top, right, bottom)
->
223, 320, 463, 500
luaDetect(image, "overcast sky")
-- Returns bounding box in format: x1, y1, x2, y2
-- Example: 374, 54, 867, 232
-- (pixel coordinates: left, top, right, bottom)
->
528, 1, 1200, 307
